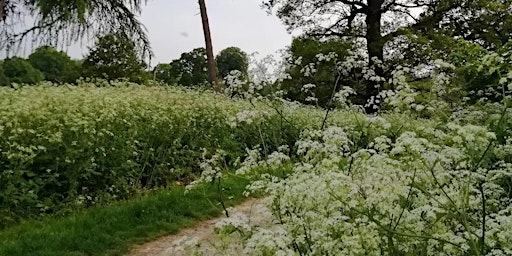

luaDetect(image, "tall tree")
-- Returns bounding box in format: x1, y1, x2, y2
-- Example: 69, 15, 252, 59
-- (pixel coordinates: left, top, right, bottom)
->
82, 33, 147, 83
263, 0, 512, 99
0, 0, 151, 58
198, 0, 218, 90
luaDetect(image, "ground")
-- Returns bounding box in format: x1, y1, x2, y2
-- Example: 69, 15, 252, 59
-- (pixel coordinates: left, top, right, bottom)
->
126, 198, 271, 256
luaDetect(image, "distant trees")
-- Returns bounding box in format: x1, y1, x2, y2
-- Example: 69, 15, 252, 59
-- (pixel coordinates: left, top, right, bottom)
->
153, 63, 174, 84
1, 0, 152, 85
82, 33, 148, 83
28, 46, 80, 83
162, 47, 250, 87
1, 57, 43, 85
0, 44, 252, 87
216, 47, 249, 80
168, 48, 209, 87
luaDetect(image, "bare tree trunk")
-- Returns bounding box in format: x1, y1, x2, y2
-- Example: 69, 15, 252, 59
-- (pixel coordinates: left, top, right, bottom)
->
365, 0, 385, 112
198, 0, 218, 90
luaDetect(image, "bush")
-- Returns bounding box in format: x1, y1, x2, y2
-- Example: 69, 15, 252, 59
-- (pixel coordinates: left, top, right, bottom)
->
28, 46, 80, 83
450, 40, 512, 102
1, 57, 43, 85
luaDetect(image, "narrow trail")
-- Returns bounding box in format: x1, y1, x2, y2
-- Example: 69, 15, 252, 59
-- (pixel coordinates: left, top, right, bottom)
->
125, 198, 270, 256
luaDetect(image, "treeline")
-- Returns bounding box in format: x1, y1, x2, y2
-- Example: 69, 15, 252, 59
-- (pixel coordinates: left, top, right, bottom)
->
153, 46, 249, 87
0, 33, 250, 87
2, 33, 511, 109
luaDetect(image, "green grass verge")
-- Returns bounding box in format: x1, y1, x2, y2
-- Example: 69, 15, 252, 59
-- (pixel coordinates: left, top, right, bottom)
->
0, 174, 250, 256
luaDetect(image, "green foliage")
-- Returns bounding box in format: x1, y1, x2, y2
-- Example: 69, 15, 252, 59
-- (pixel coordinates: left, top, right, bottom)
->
1, 0, 150, 58
387, 1, 512, 68
168, 48, 209, 87
428, 0, 512, 50
2, 33, 512, 255
264, 0, 512, 89
1, 57, 43, 85
82, 33, 147, 83
0, 175, 250, 256
216, 47, 249, 79
0, 83, 307, 227
28, 46, 80, 83
152, 63, 174, 84
281, 37, 354, 106
0, 62, 9, 86
449, 40, 512, 102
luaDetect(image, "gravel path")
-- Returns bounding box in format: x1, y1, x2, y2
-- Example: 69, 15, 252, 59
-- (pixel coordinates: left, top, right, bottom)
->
125, 198, 271, 256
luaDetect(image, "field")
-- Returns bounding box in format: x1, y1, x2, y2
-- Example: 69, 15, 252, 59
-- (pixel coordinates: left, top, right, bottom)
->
0, 81, 511, 255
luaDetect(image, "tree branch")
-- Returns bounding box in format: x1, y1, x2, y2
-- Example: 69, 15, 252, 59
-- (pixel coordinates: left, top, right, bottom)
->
8, 15, 64, 46
336, 0, 368, 10
309, 0, 368, 13
307, 29, 365, 39
0, 0, 152, 59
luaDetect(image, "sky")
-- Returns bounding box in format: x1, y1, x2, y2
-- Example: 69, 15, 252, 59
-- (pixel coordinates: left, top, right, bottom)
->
63, 0, 295, 66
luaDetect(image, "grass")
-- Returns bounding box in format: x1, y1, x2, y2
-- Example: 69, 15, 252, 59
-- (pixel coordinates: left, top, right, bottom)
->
0, 173, 250, 256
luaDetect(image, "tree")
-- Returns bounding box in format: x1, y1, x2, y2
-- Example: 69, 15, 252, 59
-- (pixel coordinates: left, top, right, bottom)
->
0, 0, 151, 58
1, 57, 43, 85
416, 0, 512, 50
169, 48, 209, 87
152, 63, 174, 84
216, 47, 249, 80
263, 0, 512, 100
282, 37, 354, 106
448, 40, 512, 103
82, 33, 147, 83
198, 0, 218, 89
28, 46, 80, 83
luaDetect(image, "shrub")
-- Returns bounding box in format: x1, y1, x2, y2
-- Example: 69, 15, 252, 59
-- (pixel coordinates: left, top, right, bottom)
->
1, 57, 43, 85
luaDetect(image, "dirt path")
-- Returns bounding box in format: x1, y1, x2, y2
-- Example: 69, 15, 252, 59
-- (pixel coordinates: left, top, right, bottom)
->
125, 198, 270, 256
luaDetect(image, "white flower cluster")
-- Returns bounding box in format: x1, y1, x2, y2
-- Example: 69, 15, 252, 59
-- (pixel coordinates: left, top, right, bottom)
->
333, 86, 357, 109
186, 149, 225, 191
235, 146, 290, 178
227, 110, 270, 128
223, 70, 247, 95
218, 116, 512, 255
214, 213, 252, 235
